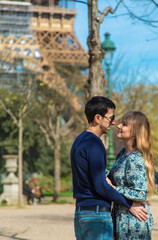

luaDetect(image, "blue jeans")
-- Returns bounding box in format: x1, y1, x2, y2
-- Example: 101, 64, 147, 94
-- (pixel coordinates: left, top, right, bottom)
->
74, 207, 113, 240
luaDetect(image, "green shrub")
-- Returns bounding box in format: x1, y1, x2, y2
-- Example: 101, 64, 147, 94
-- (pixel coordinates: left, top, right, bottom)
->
33, 174, 72, 194
36, 174, 53, 192
0, 183, 3, 194
60, 176, 72, 192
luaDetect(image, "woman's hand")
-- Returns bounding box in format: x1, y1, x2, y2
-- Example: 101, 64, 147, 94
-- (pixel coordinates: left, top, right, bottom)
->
106, 177, 116, 189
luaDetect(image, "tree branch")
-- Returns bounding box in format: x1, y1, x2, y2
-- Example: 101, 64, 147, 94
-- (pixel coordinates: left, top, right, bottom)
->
70, 0, 89, 5
48, 116, 56, 140
98, 0, 123, 23
98, 6, 113, 23
21, 77, 34, 117
22, 104, 37, 119
0, 100, 18, 126
36, 119, 54, 150
151, 0, 158, 7
62, 128, 72, 138
60, 116, 74, 137
112, 0, 124, 14
122, 2, 158, 27
61, 116, 74, 131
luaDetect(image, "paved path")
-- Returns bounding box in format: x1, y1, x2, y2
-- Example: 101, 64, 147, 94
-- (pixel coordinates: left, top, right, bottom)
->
0, 201, 158, 240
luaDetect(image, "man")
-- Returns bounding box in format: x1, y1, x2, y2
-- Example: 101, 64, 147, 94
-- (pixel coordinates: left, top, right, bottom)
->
23, 179, 35, 205
70, 96, 148, 240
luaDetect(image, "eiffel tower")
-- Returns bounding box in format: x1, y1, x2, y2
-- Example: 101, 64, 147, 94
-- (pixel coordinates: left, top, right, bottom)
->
0, 0, 88, 109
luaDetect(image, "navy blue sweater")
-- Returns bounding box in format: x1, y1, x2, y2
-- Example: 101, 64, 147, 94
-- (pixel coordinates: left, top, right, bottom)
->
71, 131, 132, 208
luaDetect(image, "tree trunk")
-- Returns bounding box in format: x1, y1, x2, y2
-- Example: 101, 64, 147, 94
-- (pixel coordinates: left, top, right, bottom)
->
18, 116, 23, 207
53, 115, 61, 202
88, 0, 105, 97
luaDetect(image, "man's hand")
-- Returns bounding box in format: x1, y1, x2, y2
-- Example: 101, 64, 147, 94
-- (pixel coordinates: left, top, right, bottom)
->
129, 202, 149, 221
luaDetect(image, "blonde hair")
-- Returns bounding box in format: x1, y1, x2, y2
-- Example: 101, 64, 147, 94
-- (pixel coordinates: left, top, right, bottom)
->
122, 111, 155, 199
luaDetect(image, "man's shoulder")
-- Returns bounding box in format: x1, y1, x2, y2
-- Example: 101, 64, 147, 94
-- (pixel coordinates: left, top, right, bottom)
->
75, 131, 100, 141
73, 131, 87, 142
72, 131, 104, 149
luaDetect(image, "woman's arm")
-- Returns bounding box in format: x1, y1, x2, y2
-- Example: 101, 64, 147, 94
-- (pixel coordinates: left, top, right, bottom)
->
106, 177, 116, 189
116, 153, 148, 201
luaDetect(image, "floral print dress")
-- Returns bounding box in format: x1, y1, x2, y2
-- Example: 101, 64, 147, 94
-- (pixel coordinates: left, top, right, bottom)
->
108, 148, 153, 240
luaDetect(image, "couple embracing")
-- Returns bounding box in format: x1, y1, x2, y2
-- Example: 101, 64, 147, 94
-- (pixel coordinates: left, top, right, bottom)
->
70, 96, 154, 240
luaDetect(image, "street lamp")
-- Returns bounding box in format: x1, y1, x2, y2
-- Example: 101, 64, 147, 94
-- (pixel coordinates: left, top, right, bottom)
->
101, 32, 116, 170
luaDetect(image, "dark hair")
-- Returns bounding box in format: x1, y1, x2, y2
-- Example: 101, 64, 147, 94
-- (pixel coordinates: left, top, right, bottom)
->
85, 96, 116, 123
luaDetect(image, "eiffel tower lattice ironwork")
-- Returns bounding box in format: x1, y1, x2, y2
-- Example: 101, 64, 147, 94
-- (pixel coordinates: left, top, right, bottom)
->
0, 0, 88, 110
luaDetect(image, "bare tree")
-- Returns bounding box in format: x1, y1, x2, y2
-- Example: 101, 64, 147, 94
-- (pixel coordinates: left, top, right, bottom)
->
87, 0, 123, 97
73, 0, 158, 97
36, 106, 75, 201
35, 93, 84, 201
0, 74, 36, 207
35, 64, 86, 201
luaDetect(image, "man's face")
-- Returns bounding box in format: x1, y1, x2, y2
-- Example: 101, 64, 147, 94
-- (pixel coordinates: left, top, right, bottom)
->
99, 108, 115, 134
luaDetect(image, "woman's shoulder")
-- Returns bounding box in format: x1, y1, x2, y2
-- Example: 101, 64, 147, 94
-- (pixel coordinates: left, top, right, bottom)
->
128, 150, 143, 161
127, 151, 145, 168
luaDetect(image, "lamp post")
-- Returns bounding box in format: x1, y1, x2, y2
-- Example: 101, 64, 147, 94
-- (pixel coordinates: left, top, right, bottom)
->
101, 32, 116, 170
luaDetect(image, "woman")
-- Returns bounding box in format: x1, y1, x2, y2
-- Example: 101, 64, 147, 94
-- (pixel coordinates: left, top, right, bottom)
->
108, 111, 154, 240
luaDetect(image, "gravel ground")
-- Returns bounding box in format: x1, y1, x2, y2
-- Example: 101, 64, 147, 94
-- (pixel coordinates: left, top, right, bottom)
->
0, 204, 75, 240
0, 201, 157, 240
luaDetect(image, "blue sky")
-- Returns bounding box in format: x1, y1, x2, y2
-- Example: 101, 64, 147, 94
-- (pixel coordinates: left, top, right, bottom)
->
72, 0, 158, 86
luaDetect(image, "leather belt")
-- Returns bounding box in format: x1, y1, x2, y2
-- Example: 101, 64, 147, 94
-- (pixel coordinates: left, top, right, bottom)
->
76, 205, 111, 212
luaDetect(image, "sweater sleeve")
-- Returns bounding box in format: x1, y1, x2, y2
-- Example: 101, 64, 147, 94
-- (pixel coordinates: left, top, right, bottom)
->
116, 153, 148, 201
88, 140, 132, 208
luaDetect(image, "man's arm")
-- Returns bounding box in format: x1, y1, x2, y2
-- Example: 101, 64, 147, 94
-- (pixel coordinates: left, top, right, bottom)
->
89, 142, 133, 208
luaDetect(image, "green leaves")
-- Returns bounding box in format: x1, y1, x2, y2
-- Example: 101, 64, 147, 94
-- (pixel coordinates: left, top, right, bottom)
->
114, 83, 158, 167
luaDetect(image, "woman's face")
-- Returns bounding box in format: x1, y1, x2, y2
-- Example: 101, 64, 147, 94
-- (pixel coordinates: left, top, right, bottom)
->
117, 120, 133, 140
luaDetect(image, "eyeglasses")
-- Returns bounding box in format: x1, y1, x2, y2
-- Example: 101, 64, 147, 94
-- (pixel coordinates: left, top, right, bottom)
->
102, 115, 115, 123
